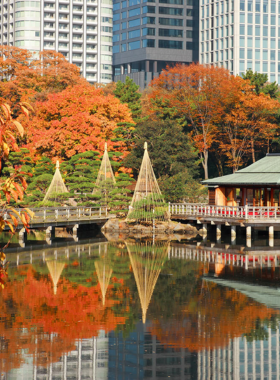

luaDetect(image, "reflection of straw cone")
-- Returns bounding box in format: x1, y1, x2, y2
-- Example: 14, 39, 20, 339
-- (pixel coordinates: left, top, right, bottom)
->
126, 241, 169, 324
46, 260, 65, 295
95, 261, 112, 306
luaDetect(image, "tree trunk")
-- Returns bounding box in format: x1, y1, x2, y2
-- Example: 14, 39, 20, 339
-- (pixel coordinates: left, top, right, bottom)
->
267, 139, 270, 154
251, 138, 255, 163
202, 150, 209, 179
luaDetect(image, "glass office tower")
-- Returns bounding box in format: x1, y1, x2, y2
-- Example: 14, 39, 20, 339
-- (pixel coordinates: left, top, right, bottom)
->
113, 0, 199, 88
200, 0, 279, 83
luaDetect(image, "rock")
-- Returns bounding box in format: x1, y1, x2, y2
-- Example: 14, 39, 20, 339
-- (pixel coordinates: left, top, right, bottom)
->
102, 218, 198, 236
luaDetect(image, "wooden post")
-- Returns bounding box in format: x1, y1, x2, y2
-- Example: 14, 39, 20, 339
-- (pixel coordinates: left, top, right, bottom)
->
264, 188, 268, 206
271, 188, 274, 206
253, 189, 256, 206
241, 188, 246, 206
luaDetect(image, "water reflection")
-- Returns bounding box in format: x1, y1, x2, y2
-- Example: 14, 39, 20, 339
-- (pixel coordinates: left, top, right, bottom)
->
0, 239, 280, 379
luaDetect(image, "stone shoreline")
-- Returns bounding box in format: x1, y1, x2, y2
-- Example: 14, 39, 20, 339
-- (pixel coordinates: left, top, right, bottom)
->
102, 218, 199, 239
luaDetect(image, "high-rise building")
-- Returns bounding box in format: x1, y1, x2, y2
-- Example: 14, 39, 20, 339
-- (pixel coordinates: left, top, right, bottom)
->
199, 0, 279, 83
0, 0, 113, 84
112, 0, 199, 88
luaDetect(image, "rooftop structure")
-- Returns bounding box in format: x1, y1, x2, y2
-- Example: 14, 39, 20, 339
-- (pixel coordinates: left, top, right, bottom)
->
203, 154, 280, 207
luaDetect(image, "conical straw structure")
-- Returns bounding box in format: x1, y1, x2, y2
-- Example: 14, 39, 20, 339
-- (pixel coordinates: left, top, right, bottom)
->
44, 161, 68, 202
127, 142, 167, 222
95, 260, 113, 306
46, 260, 65, 295
126, 240, 169, 323
94, 142, 116, 190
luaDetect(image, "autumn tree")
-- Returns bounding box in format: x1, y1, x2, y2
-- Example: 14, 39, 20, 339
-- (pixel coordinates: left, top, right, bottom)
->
24, 83, 134, 160
0, 47, 85, 106
217, 78, 279, 170
149, 63, 235, 179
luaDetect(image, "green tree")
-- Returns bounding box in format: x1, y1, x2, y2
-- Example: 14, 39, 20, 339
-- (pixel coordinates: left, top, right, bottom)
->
242, 69, 279, 98
60, 151, 100, 207
124, 120, 202, 202
114, 77, 142, 122
24, 157, 55, 206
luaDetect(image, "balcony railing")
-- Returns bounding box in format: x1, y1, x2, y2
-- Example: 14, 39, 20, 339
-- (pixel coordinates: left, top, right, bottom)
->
170, 203, 280, 220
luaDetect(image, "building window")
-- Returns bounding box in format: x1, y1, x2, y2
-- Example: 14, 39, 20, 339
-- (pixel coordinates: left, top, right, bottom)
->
159, 7, 183, 15
128, 29, 141, 38
128, 40, 140, 50
142, 16, 155, 24
129, 0, 140, 5
113, 45, 120, 53
128, 7, 141, 17
158, 39, 182, 49
159, 28, 182, 37
159, 17, 182, 26
142, 27, 155, 36
128, 18, 140, 27
142, 39, 155, 47
142, 6, 155, 13
159, 0, 183, 4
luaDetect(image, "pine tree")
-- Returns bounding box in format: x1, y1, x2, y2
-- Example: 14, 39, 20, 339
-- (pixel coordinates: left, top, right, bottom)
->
24, 157, 55, 206
60, 151, 100, 206
114, 77, 142, 122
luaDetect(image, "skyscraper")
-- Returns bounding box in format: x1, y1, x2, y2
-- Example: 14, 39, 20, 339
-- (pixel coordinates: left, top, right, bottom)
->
112, 0, 199, 88
199, 0, 279, 83
0, 0, 113, 84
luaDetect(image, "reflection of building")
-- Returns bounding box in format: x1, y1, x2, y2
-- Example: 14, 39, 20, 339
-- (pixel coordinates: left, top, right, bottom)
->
108, 321, 197, 380
7, 331, 109, 380
198, 327, 280, 380
37, 331, 108, 380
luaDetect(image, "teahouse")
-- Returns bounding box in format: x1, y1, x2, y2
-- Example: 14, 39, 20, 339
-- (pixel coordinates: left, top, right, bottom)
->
203, 154, 280, 207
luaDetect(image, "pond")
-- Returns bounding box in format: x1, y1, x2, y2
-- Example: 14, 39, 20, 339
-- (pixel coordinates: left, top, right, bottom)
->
1, 235, 280, 380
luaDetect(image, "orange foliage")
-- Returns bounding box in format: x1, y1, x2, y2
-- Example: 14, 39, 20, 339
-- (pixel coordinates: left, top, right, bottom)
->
149, 63, 234, 179
148, 63, 279, 177
0, 267, 130, 372
219, 82, 279, 170
149, 282, 279, 352
24, 83, 134, 160
0, 47, 85, 104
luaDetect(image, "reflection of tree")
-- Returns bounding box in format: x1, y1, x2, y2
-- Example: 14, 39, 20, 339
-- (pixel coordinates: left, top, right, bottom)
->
0, 265, 130, 372
126, 240, 169, 323
149, 281, 280, 352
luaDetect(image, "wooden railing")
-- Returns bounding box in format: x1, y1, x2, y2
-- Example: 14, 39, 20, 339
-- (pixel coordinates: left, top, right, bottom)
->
4, 206, 109, 225
170, 203, 280, 220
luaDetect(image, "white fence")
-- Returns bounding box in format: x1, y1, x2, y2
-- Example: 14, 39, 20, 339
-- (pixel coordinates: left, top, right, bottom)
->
170, 203, 280, 220
4, 206, 108, 225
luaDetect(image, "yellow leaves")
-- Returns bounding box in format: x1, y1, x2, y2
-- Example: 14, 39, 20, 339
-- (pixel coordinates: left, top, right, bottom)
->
11, 120, 24, 137
0, 252, 5, 262
0, 218, 5, 233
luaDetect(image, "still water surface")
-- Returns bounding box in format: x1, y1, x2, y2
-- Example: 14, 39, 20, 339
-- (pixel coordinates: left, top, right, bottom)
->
1, 236, 280, 380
